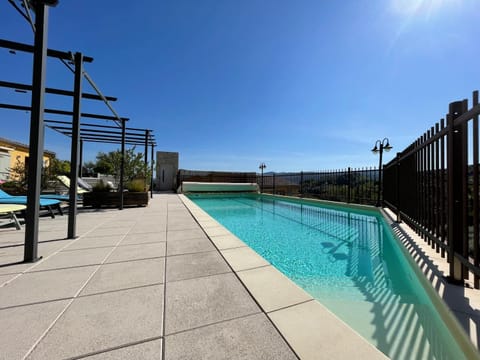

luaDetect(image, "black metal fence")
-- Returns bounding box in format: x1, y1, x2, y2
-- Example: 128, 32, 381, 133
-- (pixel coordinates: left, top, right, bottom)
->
258, 168, 378, 205
384, 91, 480, 287
177, 170, 257, 185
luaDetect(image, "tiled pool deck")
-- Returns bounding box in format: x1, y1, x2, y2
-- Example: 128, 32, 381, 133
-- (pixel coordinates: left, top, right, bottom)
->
0, 193, 478, 359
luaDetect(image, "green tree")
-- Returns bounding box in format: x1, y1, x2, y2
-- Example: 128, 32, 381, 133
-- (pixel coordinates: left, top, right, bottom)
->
94, 147, 152, 189
43, 158, 71, 189
4, 157, 71, 191
81, 161, 97, 177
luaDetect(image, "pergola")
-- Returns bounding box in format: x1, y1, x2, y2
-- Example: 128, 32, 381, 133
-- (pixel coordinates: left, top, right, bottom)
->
45, 119, 156, 196
0, 0, 156, 263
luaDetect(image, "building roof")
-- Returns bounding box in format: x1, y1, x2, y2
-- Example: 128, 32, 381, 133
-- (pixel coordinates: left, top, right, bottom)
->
0, 137, 56, 157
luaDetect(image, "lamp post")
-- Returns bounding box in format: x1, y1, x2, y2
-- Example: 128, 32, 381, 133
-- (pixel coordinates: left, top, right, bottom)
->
371, 138, 392, 207
259, 163, 266, 193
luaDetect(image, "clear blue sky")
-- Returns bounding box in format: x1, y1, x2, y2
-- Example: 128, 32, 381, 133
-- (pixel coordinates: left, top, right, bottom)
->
1, 0, 479, 172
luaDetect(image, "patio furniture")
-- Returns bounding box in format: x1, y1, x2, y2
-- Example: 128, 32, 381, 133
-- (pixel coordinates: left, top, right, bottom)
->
0, 189, 62, 218
56, 175, 92, 194
0, 204, 26, 230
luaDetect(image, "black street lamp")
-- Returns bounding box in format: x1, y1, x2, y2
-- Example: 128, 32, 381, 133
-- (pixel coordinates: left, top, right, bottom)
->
372, 138, 392, 207
259, 163, 266, 193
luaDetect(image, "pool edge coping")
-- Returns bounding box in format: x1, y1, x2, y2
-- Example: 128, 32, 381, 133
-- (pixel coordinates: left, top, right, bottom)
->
179, 194, 389, 360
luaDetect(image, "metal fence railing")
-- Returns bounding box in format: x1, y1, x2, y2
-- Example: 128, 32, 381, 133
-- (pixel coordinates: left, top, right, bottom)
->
177, 168, 379, 205
177, 170, 257, 185
383, 90, 480, 287
257, 168, 378, 206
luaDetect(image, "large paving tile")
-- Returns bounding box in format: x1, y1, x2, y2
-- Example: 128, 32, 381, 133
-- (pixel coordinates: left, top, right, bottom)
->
38, 239, 73, 253
166, 251, 230, 282
106, 243, 166, 263
0, 256, 34, 275
38, 231, 68, 242
0, 245, 28, 258
85, 226, 132, 237
31, 247, 112, 272
166, 237, 215, 256
139, 217, 167, 224
167, 221, 199, 231
84, 339, 162, 359
167, 229, 206, 241
81, 258, 165, 296
0, 266, 97, 308
237, 266, 312, 312
0, 273, 17, 286
165, 273, 260, 334
7, 241, 70, 261
129, 224, 166, 234
165, 313, 297, 360
28, 285, 164, 360
269, 300, 387, 360
167, 203, 186, 209
100, 221, 137, 229
66, 235, 121, 250
121, 232, 166, 245
221, 247, 269, 271
167, 213, 194, 220
0, 299, 69, 360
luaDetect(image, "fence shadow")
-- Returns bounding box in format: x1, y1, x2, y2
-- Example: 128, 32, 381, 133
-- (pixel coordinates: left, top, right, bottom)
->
385, 210, 480, 348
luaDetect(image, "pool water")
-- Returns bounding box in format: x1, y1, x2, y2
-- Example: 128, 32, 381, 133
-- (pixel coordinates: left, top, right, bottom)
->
189, 193, 471, 360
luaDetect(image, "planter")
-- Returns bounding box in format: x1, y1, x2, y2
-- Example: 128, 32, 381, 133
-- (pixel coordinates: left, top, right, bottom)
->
0, 187, 26, 196
83, 192, 149, 208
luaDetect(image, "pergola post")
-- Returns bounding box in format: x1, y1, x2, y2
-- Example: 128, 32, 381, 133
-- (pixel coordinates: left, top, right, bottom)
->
144, 129, 149, 191
150, 143, 154, 198
119, 119, 126, 210
79, 139, 83, 177
67, 52, 83, 239
24, 1, 50, 262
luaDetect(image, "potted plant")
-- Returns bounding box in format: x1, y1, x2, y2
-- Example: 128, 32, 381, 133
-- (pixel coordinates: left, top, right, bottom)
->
83, 179, 149, 208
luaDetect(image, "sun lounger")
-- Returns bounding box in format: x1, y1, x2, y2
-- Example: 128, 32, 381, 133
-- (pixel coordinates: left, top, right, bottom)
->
0, 189, 62, 218
0, 204, 26, 230
40, 194, 71, 201
57, 175, 91, 194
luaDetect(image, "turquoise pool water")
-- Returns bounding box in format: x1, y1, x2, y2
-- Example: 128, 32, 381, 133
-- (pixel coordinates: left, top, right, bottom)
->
189, 193, 471, 359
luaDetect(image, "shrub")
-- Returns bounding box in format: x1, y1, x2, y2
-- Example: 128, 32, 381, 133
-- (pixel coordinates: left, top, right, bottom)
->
0, 180, 25, 194
127, 179, 145, 192
92, 180, 113, 192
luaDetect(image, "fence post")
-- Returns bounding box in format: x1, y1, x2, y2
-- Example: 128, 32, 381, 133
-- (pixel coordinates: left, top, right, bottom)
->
273, 173, 276, 194
347, 167, 351, 203
300, 171, 304, 196
395, 152, 401, 223
447, 100, 468, 284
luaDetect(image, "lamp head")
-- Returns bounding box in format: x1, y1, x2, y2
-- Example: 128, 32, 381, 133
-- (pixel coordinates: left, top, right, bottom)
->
371, 145, 379, 153
383, 141, 393, 152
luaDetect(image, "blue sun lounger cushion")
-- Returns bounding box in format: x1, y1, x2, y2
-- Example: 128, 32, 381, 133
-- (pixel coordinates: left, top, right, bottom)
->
0, 189, 62, 218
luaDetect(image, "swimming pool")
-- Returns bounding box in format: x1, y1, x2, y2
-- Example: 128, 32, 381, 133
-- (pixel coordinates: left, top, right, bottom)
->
188, 193, 476, 359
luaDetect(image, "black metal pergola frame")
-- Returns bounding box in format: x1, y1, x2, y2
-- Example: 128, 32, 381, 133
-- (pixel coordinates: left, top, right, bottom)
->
45, 119, 156, 200
1, 1, 156, 263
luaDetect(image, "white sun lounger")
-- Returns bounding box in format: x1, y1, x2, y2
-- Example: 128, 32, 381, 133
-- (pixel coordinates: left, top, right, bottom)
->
0, 204, 26, 230
56, 175, 91, 194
